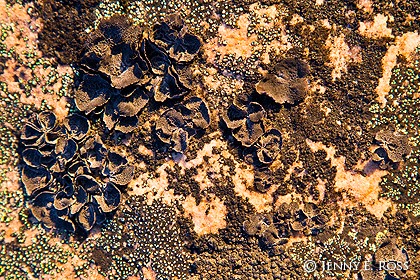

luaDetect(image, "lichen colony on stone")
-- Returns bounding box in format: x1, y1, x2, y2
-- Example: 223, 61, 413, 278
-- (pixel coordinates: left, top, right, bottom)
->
256, 58, 310, 105
17, 13, 210, 234
75, 15, 202, 133
155, 97, 210, 153
372, 128, 412, 169
20, 111, 134, 232
243, 202, 327, 252
222, 97, 282, 166
222, 59, 310, 167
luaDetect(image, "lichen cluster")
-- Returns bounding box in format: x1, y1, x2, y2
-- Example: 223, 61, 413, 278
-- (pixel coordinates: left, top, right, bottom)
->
223, 100, 283, 166
82, 196, 191, 280
155, 97, 210, 153
372, 128, 412, 169
222, 58, 309, 167
0, 0, 73, 173
20, 111, 134, 232
255, 58, 310, 105
76, 16, 200, 129
243, 202, 327, 250
76, 15, 210, 153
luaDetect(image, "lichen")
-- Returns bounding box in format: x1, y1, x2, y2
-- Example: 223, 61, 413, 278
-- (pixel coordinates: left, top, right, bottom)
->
76, 15, 203, 137
83, 196, 191, 280
1, 0, 420, 279
20, 111, 134, 232
369, 48, 420, 217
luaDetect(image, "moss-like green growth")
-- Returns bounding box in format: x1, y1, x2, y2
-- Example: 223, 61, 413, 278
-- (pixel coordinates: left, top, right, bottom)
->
0, 232, 73, 279
82, 196, 191, 280
370, 50, 420, 216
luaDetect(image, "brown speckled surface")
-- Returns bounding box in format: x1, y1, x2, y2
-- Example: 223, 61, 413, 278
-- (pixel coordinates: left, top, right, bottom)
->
1, 0, 419, 279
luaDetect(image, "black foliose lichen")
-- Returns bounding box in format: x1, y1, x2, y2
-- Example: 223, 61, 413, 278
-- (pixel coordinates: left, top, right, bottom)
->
75, 15, 202, 133
243, 202, 327, 251
155, 96, 210, 153
222, 98, 282, 166
20, 111, 134, 232
243, 213, 282, 249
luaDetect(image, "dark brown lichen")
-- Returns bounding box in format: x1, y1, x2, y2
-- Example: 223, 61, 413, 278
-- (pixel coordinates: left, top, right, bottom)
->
244, 128, 283, 166
20, 111, 133, 232
222, 98, 282, 166
243, 213, 283, 249
372, 128, 412, 169
155, 97, 210, 153
151, 16, 201, 63
223, 101, 266, 147
256, 58, 310, 105
274, 202, 327, 237
75, 15, 201, 133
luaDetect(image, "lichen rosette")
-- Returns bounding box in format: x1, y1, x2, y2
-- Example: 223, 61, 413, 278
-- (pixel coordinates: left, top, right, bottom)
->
372, 128, 412, 169
155, 97, 210, 153
256, 58, 310, 105
223, 100, 282, 165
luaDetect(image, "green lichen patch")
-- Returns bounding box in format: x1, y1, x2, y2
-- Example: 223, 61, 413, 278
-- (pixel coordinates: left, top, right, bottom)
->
0, 93, 33, 167
82, 196, 191, 280
370, 54, 420, 216
0, 232, 74, 280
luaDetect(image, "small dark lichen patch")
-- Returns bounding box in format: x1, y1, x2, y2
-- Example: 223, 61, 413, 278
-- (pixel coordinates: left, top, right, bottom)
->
256, 58, 310, 105
243, 213, 284, 250
222, 96, 283, 167
150, 16, 201, 63
242, 201, 328, 254
155, 96, 210, 153
244, 128, 283, 167
221, 58, 310, 169
276, 202, 327, 237
20, 111, 133, 233
223, 101, 266, 147
253, 169, 275, 193
372, 128, 412, 169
